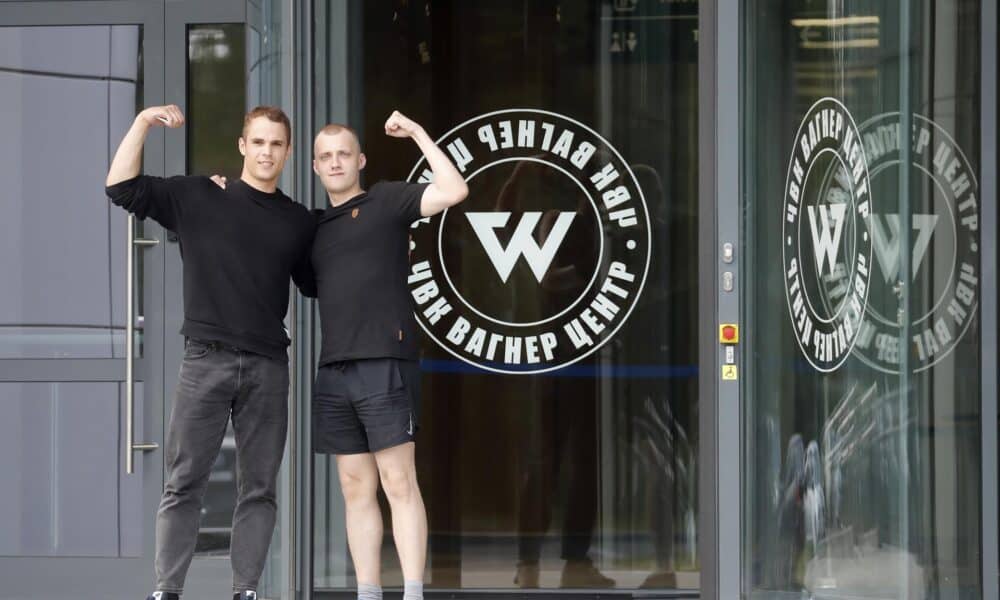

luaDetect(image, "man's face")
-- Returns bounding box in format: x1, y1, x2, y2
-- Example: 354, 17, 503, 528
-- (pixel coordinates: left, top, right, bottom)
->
312, 130, 366, 195
239, 117, 290, 184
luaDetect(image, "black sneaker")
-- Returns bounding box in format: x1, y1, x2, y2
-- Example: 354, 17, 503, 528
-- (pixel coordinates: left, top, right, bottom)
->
146, 593, 179, 600
233, 592, 258, 600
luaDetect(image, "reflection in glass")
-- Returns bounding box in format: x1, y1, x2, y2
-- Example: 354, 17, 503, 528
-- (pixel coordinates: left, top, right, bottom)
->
188, 24, 246, 181
312, 0, 700, 591
743, 2, 982, 599
0, 25, 142, 359
186, 23, 248, 557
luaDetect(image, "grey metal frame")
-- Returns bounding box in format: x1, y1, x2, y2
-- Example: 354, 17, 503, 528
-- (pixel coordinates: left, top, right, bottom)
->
0, 1, 168, 595
981, 1, 998, 598
290, 1, 317, 598
697, 1, 740, 600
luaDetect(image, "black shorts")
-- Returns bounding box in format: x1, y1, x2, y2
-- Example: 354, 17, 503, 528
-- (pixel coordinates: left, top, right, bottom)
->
312, 357, 421, 455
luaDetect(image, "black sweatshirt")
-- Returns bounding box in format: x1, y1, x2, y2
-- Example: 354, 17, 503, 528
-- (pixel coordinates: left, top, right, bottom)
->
106, 175, 316, 359
311, 181, 428, 365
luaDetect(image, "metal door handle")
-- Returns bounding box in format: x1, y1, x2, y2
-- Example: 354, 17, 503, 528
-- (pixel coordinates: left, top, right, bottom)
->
126, 214, 160, 474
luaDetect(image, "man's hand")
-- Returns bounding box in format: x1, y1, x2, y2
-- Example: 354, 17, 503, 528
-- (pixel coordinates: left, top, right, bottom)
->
107, 105, 184, 186
387, 110, 468, 217
137, 104, 185, 129
210, 175, 227, 189
384, 110, 423, 138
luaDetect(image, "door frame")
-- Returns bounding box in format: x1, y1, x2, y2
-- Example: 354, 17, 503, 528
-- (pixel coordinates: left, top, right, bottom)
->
696, 1, 739, 600
0, 1, 168, 596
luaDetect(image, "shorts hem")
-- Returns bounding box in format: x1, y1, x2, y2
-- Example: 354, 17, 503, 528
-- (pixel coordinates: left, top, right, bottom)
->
368, 431, 416, 453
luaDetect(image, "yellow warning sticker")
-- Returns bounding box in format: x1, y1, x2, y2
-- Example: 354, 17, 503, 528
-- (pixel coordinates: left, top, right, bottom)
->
721, 365, 738, 381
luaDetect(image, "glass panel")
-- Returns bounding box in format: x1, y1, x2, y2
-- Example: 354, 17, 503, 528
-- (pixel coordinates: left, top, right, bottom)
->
0, 382, 143, 557
246, 2, 292, 595
312, 0, 699, 591
188, 23, 246, 181
0, 25, 143, 359
742, 2, 982, 599
186, 22, 248, 558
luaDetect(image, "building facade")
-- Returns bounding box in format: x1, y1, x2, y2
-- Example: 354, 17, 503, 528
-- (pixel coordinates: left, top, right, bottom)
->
0, 1, 995, 599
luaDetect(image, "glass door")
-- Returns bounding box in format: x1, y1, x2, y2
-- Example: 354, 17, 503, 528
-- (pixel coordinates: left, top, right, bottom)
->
742, 2, 985, 599
0, 4, 169, 598
310, 0, 701, 595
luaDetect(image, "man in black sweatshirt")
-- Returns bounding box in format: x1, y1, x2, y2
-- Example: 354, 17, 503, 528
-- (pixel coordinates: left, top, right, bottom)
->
105, 104, 315, 600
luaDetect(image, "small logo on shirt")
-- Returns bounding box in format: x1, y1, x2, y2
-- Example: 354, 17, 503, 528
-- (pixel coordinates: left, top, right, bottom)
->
351, 208, 360, 219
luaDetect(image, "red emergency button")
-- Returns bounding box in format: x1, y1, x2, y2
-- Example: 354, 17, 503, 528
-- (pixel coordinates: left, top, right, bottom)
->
719, 323, 739, 344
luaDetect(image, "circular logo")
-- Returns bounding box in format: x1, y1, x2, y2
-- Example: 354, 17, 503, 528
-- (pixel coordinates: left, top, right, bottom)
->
406, 109, 651, 374
783, 97, 874, 372
817, 113, 979, 373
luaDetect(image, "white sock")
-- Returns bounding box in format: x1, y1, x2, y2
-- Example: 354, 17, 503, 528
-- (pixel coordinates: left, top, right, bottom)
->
358, 582, 382, 600
403, 580, 423, 600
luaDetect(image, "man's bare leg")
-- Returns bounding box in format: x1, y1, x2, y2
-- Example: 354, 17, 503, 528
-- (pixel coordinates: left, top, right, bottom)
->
336, 453, 383, 598
374, 442, 427, 599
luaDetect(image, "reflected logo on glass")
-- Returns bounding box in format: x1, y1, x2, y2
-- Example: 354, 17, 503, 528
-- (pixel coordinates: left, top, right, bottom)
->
406, 109, 651, 374
783, 97, 874, 372
816, 113, 980, 373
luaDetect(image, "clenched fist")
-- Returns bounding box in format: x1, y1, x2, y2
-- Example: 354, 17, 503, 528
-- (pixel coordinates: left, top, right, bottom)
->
138, 104, 185, 128
384, 110, 423, 139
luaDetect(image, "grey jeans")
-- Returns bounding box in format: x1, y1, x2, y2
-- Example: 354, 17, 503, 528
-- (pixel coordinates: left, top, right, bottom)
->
155, 338, 289, 594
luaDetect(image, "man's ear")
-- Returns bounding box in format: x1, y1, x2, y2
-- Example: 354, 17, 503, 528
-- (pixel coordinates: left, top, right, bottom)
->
312, 159, 320, 175
359, 153, 367, 171
238, 137, 247, 156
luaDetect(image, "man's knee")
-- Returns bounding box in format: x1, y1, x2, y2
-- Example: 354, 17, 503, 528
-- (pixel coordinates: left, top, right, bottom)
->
378, 465, 417, 504
339, 467, 379, 505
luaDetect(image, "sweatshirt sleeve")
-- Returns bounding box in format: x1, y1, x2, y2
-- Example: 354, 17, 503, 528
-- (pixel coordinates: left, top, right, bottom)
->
105, 175, 187, 232
291, 213, 319, 298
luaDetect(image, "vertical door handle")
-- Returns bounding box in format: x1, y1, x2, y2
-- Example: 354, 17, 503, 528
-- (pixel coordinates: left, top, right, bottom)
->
126, 214, 160, 474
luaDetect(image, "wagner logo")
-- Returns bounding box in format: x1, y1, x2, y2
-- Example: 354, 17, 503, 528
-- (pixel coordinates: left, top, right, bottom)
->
783, 97, 874, 373
817, 113, 980, 373
466, 211, 577, 283
406, 109, 651, 374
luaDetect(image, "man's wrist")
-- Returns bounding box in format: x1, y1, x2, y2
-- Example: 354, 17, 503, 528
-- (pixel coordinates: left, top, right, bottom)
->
410, 126, 429, 142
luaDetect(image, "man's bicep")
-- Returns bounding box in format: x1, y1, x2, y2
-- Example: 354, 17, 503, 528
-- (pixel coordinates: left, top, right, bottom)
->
419, 184, 456, 218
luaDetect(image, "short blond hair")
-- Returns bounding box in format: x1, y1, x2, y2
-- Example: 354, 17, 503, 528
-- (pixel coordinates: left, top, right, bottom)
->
314, 123, 361, 153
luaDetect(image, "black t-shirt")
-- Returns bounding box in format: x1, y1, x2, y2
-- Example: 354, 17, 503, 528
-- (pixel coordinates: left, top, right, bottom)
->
106, 175, 316, 359
312, 181, 428, 365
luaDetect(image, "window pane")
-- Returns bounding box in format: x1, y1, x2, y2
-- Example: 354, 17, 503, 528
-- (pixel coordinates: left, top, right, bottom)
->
0, 25, 142, 359
742, 2, 983, 599
186, 22, 248, 558
0, 382, 144, 557
312, 0, 700, 591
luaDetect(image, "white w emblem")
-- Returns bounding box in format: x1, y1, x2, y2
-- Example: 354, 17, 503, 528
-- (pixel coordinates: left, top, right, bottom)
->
870, 214, 939, 283
466, 211, 576, 283
807, 204, 848, 276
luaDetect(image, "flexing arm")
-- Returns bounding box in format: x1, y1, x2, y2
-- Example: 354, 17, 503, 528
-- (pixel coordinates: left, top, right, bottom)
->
384, 110, 468, 217
106, 105, 184, 186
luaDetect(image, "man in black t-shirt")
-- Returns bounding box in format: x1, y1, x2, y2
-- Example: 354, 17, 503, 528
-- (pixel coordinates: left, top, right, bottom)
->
105, 104, 315, 600
310, 112, 468, 600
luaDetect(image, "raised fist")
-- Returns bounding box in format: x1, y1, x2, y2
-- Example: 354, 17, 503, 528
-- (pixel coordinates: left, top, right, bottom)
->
138, 105, 185, 128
